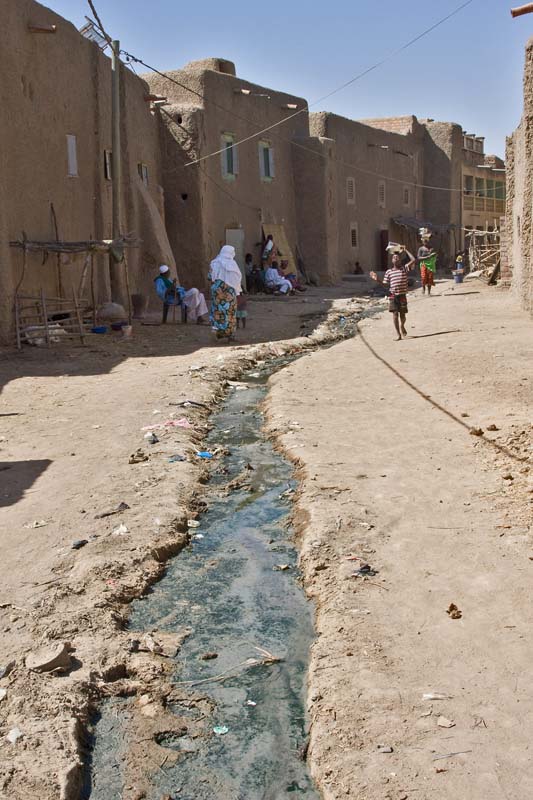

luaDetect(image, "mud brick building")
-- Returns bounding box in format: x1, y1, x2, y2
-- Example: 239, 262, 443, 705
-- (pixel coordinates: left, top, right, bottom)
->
0, 0, 174, 342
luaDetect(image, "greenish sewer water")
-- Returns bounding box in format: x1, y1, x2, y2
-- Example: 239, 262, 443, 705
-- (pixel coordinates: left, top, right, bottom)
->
87, 361, 320, 800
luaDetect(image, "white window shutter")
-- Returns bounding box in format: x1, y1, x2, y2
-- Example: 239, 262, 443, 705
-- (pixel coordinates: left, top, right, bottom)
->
67, 134, 78, 177
233, 143, 239, 175
269, 147, 275, 178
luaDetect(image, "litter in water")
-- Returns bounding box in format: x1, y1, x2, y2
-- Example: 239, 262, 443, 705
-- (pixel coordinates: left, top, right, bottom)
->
213, 725, 229, 736
168, 454, 186, 463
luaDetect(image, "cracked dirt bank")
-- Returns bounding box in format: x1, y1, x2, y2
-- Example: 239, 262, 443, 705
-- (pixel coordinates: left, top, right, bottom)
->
267, 281, 533, 800
0, 286, 376, 800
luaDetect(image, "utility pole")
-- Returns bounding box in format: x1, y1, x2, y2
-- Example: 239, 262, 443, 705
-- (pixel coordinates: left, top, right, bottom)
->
109, 38, 127, 307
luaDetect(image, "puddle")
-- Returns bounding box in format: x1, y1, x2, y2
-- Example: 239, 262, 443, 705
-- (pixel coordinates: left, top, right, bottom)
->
87, 360, 320, 799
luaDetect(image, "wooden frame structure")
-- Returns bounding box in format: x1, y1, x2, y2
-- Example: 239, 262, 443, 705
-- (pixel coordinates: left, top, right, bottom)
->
10, 235, 139, 349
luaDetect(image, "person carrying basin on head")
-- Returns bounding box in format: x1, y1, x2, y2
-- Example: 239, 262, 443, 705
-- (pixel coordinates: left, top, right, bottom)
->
155, 265, 209, 324
208, 245, 243, 341
417, 241, 437, 295
370, 246, 415, 341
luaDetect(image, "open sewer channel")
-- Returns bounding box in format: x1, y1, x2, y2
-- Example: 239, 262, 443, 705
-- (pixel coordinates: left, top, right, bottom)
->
87, 358, 320, 800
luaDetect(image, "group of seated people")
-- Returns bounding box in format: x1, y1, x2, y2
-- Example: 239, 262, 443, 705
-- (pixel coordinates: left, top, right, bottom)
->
245, 235, 306, 295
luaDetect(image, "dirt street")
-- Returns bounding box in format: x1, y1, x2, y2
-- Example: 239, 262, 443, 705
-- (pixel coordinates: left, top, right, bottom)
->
0, 286, 366, 799
0, 279, 532, 799
268, 282, 533, 799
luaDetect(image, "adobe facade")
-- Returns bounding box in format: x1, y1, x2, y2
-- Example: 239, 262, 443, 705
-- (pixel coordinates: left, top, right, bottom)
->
505, 37, 533, 316
0, 0, 174, 342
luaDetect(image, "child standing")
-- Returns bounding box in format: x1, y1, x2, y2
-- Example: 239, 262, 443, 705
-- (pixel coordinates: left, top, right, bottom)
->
236, 294, 248, 329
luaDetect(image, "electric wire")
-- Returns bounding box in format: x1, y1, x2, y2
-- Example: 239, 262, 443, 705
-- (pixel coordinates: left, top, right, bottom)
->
125, 0, 475, 167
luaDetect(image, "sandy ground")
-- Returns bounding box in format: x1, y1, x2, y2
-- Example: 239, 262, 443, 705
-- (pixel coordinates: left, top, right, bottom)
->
1, 278, 531, 800
0, 285, 370, 800
268, 281, 533, 800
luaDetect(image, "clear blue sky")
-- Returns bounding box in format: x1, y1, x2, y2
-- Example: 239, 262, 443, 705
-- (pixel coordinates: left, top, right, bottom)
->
47, 0, 530, 157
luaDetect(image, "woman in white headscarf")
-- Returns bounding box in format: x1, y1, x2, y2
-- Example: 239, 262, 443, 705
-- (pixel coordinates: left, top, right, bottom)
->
208, 245, 242, 340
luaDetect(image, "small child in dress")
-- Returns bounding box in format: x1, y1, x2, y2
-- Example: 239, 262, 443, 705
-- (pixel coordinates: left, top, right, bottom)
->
236, 294, 247, 329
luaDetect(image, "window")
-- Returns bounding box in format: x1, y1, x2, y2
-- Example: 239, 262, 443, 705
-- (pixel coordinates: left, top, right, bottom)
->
495, 181, 505, 200
66, 134, 78, 177
221, 133, 238, 180
378, 181, 386, 208
137, 162, 149, 186
259, 141, 275, 180
463, 175, 474, 195
346, 177, 356, 205
403, 186, 410, 206
104, 150, 112, 181
350, 223, 359, 249
475, 177, 485, 197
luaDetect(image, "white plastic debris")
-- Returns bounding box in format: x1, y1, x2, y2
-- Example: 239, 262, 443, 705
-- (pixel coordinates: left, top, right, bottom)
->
0, 688, 7, 702
6, 728, 23, 744
112, 523, 129, 536
187, 520, 201, 528
423, 693, 453, 701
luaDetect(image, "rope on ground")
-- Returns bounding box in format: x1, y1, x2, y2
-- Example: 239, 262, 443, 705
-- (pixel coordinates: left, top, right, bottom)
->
354, 321, 529, 465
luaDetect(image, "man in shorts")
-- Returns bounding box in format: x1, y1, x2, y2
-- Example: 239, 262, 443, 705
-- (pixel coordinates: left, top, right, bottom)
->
370, 247, 416, 340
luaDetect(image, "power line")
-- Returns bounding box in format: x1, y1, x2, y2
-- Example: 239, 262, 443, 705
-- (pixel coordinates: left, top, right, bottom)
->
119, 2, 487, 195
151, 0, 476, 167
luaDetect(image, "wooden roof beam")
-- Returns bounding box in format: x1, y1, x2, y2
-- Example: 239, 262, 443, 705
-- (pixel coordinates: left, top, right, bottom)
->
28, 23, 57, 33
511, 3, 533, 17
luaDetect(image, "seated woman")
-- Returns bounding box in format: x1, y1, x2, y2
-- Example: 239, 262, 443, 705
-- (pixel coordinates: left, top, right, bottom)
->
278, 259, 306, 292
155, 265, 208, 323
264, 261, 293, 295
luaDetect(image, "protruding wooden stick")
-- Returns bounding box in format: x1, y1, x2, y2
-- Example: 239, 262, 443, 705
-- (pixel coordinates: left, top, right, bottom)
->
511, 3, 533, 17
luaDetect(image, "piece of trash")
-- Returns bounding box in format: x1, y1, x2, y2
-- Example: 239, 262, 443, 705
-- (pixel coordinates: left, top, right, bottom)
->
95, 502, 130, 520
435, 767, 448, 773
352, 563, 379, 577
200, 652, 218, 660
423, 693, 453, 701
469, 428, 484, 437
6, 728, 23, 744
187, 520, 201, 528
176, 417, 193, 428
153, 409, 161, 415
246, 700, 257, 707
420, 708, 433, 718
437, 716, 456, 729
92, 424, 101, 429
197, 451, 213, 459
0, 688, 7, 702
487, 424, 500, 432
433, 750, 472, 761
168, 454, 186, 463
112, 523, 129, 536
71, 539, 88, 550
129, 449, 149, 464
25, 641, 72, 673
189, 365, 203, 372
24, 520, 48, 529
446, 603, 462, 620
377, 745, 394, 754
273, 564, 290, 571
144, 432, 159, 444
0, 662, 15, 679
213, 725, 229, 736
193, 534, 204, 540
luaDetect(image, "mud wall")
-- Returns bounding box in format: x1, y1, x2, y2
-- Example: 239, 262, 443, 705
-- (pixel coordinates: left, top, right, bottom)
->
0, 0, 173, 342
505, 39, 533, 316
310, 113, 424, 274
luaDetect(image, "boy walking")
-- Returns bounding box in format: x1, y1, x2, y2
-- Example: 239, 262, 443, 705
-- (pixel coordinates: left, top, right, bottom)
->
370, 247, 415, 340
